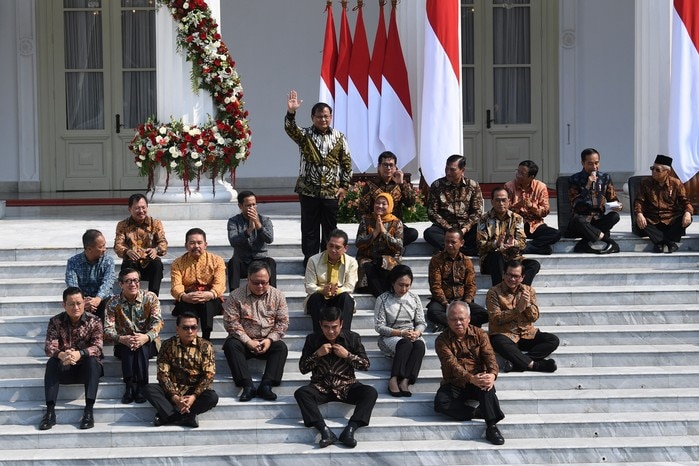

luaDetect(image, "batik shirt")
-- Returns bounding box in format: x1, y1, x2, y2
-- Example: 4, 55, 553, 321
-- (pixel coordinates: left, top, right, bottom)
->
569, 169, 619, 220
477, 209, 527, 269
299, 329, 370, 400
427, 176, 484, 231
114, 215, 168, 264
156, 335, 215, 398
284, 112, 352, 199
44, 311, 104, 360
633, 176, 693, 225
428, 251, 478, 306
358, 176, 415, 220
104, 289, 163, 347
486, 281, 540, 343
435, 326, 498, 388
170, 251, 226, 301
65, 252, 116, 300
223, 285, 289, 344
504, 178, 551, 232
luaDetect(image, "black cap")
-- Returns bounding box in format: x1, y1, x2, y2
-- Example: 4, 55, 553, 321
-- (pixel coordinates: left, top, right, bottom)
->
654, 154, 673, 167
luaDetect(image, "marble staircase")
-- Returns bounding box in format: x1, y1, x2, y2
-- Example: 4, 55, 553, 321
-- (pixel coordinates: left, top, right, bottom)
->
0, 231, 698, 465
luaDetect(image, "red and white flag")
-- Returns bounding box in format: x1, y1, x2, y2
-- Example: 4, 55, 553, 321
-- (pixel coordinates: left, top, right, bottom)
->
379, 2, 415, 168
368, 1, 387, 164
347, 1, 371, 172
318, 1, 337, 109
333, 1, 352, 137
669, 0, 699, 182
419, 0, 461, 185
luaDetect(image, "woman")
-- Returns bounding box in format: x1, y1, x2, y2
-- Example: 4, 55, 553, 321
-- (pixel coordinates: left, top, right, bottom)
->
374, 264, 426, 397
356, 192, 404, 297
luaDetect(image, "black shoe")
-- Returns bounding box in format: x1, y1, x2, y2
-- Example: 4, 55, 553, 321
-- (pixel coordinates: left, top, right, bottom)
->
573, 240, 598, 254
153, 413, 174, 427
79, 410, 94, 430
258, 384, 277, 401
400, 390, 412, 397
485, 425, 505, 445
38, 410, 56, 430
599, 241, 620, 254
239, 386, 257, 402
653, 243, 666, 253
339, 425, 357, 448
318, 426, 338, 448
501, 360, 514, 373
387, 385, 402, 397
667, 242, 679, 253
531, 358, 558, 373
133, 385, 147, 404
178, 414, 199, 428
121, 384, 134, 404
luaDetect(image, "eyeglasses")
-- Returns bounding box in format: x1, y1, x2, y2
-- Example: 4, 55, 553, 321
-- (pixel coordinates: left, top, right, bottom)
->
121, 278, 140, 285
380, 163, 396, 168
650, 166, 665, 173
250, 280, 269, 286
505, 273, 523, 279
180, 325, 198, 331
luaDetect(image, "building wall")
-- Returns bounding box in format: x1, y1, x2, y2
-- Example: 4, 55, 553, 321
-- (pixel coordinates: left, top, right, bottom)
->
0, 1, 20, 189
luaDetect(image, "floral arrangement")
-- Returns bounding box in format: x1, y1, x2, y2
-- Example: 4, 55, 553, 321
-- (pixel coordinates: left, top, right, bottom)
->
129, 0, 251, 196
338, 181, 429, 223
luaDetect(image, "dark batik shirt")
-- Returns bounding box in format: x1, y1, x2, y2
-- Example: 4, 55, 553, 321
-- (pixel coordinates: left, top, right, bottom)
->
428, 251, 478, 306
156, 335, 215, 398
427, 176, 484, 231
299, 329, 370, 400
358, 176, 416, 220
569, 169, 619, 220
435, 325, 498, 388
44, 311, 104, 361
633, 176, 693, 225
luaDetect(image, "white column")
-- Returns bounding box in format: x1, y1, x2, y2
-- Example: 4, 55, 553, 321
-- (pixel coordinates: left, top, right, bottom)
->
16, 0, 39, 192
151, 0, 236, 203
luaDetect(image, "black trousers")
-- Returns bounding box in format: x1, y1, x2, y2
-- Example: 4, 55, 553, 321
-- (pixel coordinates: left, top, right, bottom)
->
391, 338, 426, 384
525, 223, 562, 252
426, 300, 489, 328
480, 252, 540, 286
143, 384, 218, 419
403, 225, 419, 247
568, 211, 620, 242
294, 382, 378, 429
227, 256, 277, 292
434, 382, 504, 425
641, 218, 686, 245
222, 337, 288, 387
44, 356, 103, 404
306, 292, 355, 334
299, 195, 339, 264
172, 299, 223, 339
361, 262, 391, 297
121, 258, 164, 296
113, 341, 157, 384
489, 330, 560, 371
424, 224, 478, 255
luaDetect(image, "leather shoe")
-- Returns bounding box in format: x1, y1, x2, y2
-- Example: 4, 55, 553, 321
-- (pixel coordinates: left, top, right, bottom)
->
318, 426, 338, 448
79, 410, 94, 430
178, 414, 199, 428
133, 385, 147, 404
239, 386, 257, 402
573, 240, 598, 254
121, 384, 134, 404
532, 358, 558, 373
667, 242, 679, 253
339, 425, 357, 448
258, 384, 277, 401
387, 385, 402, 397
400, 390, 412, 397
485, 425, 505, 445
652, 243, 666, 253
599, 241, 620, 255
39, 410, 56, 430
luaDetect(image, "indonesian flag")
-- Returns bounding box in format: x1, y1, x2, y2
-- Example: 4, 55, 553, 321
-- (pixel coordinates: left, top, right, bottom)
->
319, 1, 337, 109
368, 1, 387, 164
419, 0, 461, 185
333, 1, 352, 137
347, 2, 371, 172
379, 2, 416, 168
669, 0, 699, 182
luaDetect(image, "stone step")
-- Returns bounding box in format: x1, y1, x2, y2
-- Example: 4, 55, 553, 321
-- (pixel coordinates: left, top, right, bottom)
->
3, 365, 699, 402
2, 387, 698, 426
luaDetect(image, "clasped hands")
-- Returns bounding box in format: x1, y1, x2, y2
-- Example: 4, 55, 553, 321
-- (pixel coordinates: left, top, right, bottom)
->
172, 394, 196, 414
125, 248, 158, 261
322, 283, 339, 298
182, 290, 215, 304
400, 328, 421, 342
58, 349, 81, 366
246, 338, 271, 355
119, 333, 149, 351
473, 372, 495, 391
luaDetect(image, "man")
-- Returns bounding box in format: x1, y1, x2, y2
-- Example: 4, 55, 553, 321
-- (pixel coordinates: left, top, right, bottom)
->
426, 227, 488, 331
486, 260, 559, 373
114, 193, 168, 295
634, 154, 693, 253
39, 286, 103, 431
285, 90, 353, 267
294, 306, 377, 449
424, 154, 484, 255
568, 148, 623, 254
143, 311, 218, 428
65, 229, 116, 321
358, 150, 419, 246
477, 187, 540, 287
227, 190, 277, 291
305, 229, 358, 334
171, 228, 226, 340
104, 268, 163, 404
223, 261, 289, 402
434, 301, 505, 446
505, 160, 561, 255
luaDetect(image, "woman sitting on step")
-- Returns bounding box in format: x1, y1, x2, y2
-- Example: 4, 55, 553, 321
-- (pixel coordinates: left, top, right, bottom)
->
355, 192, 404, 297
374, 265, 427, 397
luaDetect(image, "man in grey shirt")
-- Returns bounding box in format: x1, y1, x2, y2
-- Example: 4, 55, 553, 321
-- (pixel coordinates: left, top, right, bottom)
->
227, 190, 276, 291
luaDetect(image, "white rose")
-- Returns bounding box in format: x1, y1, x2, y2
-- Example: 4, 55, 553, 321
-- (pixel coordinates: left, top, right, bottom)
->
159, 127, 167, 135
170, 161, 178, 168
197, 138, 204, 146
183, 2, 189, 9
136, 161, 142, 168
191, 153, 199, 160
194, 161, 203, 167
139, 154, 146, 160
183, 125, 191, 133
168, 146, 177, 155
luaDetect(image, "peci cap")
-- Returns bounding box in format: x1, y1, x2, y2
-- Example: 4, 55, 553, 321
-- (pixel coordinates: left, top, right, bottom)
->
654, 154, 673, 167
